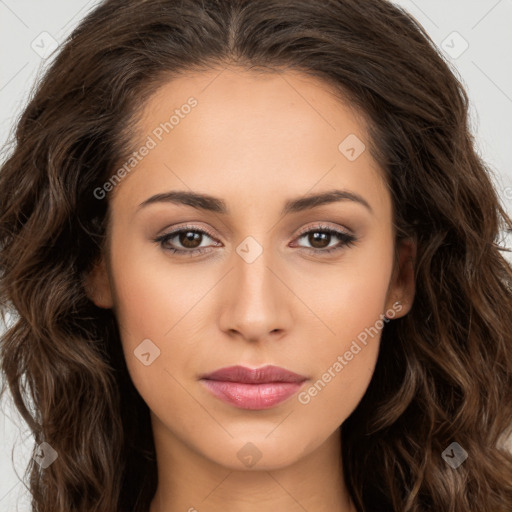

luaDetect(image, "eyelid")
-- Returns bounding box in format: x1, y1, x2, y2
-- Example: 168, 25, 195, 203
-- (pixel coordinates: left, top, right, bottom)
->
294, 222, 354, 238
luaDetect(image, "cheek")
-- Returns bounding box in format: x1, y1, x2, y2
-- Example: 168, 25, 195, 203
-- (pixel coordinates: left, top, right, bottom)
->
109, 234, 211, 338
300, 231, 394, 347
107, 237, 191, 388
293, 234, 393, 416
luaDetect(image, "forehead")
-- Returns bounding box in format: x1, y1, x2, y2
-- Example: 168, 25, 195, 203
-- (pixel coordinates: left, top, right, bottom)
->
141, 66, 369, 150
109, 67, 390, 219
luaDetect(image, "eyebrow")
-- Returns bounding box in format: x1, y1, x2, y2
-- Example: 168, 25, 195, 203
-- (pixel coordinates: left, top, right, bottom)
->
137, 189, 373, 215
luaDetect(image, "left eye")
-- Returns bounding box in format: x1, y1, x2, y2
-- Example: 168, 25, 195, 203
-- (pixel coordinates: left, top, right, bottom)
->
153, 225, 357, 256
293, 226, 357, 253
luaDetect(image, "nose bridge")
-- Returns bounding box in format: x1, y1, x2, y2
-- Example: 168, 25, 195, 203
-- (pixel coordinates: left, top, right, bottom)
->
236, 236, 273, 299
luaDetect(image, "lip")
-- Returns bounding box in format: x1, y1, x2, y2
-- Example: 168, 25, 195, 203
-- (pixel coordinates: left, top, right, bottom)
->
200, 365, 307, 384
199, 365, 308, 410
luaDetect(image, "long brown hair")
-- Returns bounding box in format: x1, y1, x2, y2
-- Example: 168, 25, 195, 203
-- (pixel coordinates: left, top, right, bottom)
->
1, 1, 511, 510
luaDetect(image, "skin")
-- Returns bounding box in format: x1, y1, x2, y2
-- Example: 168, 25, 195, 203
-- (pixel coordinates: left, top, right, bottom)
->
85, 67, 416, 512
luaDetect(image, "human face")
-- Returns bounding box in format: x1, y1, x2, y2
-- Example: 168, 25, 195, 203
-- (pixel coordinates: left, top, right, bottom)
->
87, 67, 414, 471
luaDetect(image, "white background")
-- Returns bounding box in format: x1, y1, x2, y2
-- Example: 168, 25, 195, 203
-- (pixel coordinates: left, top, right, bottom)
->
1, 0, 512, 509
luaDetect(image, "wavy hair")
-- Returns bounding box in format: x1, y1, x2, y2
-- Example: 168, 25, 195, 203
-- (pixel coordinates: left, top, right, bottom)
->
1, 0, 512, 510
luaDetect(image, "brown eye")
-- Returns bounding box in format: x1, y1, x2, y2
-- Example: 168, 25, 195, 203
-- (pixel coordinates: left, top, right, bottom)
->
307, 231, 331, 249
293, 225, 357, 255
178, 231, 203, 249
153, 226, 220, 256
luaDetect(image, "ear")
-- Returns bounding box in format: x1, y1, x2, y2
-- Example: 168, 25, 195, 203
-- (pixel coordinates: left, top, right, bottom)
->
384, 236, 416, 319
83, 255, 114, 309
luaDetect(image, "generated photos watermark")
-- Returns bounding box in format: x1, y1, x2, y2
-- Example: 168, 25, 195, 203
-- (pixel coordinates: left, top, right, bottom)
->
93, 96, 198, 200
298, 301, 402, 405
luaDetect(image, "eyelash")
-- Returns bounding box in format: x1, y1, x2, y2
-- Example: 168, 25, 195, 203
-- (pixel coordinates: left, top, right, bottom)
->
153, 223, 357, 257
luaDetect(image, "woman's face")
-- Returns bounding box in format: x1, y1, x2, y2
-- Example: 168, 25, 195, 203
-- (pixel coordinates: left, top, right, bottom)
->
86, 67, 415, 470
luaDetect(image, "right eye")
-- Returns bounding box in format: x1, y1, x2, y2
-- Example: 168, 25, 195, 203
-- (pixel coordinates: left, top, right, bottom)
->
153, 225, 222, 256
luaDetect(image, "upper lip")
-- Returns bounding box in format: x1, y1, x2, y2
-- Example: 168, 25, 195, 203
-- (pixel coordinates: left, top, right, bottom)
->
200, 365, 307, 384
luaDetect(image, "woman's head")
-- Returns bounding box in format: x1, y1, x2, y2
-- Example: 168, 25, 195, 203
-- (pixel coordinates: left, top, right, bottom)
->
85, 64, 416, 469
1, 1, 511, 511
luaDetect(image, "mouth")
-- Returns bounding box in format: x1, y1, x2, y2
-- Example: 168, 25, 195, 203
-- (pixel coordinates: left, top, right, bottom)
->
199, 365, 308, 410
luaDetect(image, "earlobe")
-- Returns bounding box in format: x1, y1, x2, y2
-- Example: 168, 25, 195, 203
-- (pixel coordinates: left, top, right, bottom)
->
385, 237, 416, 318
83, 256, 114, 309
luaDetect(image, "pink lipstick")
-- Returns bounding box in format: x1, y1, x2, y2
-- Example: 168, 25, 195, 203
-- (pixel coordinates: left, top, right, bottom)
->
200, 365, 307, 410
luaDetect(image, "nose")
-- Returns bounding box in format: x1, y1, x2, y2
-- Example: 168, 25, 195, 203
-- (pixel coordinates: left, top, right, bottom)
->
218, 239, 294, 343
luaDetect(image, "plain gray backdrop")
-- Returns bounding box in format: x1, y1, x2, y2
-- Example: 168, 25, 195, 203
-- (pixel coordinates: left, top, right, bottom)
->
1, 1, 511, 510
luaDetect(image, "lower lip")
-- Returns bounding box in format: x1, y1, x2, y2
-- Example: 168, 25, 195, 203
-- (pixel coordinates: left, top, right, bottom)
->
200, 380, 305, 410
